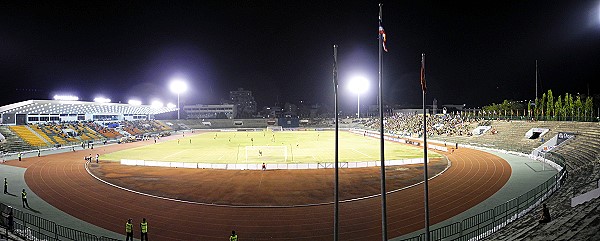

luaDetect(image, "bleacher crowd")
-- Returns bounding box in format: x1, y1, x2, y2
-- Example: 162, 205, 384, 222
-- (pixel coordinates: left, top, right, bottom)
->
363, 113, 482, 137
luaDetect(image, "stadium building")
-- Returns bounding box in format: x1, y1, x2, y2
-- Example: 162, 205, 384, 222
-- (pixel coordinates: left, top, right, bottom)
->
0, 99, 176, 153
0, 99, 176, 125
182, 104, 236, 119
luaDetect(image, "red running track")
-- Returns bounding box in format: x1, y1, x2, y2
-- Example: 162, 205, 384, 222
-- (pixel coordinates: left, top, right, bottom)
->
10, 141, 511, 241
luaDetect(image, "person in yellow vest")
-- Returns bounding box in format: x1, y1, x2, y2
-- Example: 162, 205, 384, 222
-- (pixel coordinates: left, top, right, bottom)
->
21, 189, 30, 208
230, 230, 238, 241
18, 152, 22, 161
125, 218, 133, 241
140, 218, 148, 241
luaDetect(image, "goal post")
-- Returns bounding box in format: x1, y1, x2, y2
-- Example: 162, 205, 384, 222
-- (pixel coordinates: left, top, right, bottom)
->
245, 145, 288, 162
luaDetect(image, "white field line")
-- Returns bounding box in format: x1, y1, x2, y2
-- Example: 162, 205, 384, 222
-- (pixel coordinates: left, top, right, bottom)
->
162, 150, 187, 159
350, 148, 372, 158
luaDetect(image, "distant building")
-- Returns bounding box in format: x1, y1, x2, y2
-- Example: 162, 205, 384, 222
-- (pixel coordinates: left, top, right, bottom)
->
283, 103, 298, 117
183, 104, 236, 119
228, 88, 257, 118
262, 106, 282, 118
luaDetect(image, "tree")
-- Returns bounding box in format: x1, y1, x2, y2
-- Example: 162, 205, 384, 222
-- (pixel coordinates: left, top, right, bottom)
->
575, 95, 583, 121
546, 90, 554, 120
565, 93, 573, 120
554, 96, 562, 121
541, 93, 546, 120
585, 96, 594, 121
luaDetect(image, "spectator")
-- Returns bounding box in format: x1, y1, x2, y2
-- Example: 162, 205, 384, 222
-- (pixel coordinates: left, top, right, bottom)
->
538, 203, 551, 223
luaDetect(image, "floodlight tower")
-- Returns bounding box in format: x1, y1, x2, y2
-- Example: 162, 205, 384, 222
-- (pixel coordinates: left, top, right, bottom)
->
348, 76, 369, 118
169, 79, 188, 119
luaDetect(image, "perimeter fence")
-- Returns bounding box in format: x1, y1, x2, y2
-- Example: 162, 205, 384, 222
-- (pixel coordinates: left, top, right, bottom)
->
0, 202, 120, 241
398, 152, 567, 241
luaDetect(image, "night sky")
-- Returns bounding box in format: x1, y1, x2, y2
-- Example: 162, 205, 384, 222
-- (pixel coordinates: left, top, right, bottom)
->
1, 1, 599, 111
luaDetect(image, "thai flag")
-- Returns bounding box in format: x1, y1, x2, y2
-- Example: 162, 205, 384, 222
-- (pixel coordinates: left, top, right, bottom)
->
379, 24, 388, 52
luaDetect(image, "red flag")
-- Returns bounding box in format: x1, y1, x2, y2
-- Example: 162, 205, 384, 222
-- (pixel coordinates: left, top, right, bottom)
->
420, 53, 427, 92
379, 25, 388, 52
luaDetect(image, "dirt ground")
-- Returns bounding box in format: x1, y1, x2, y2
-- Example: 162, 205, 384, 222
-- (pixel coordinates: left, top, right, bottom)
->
89, 157, 447, 206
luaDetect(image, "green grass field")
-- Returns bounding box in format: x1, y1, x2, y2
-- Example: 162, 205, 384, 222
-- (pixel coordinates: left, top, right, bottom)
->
102, 131, 442, 164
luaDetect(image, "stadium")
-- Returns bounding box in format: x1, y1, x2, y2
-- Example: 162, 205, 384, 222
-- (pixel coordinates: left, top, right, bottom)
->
0, 94, 599, 241
2, 2, 600, 241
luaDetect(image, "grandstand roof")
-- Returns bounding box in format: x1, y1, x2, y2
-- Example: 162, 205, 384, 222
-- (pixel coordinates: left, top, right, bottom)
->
0, 100, 176, 115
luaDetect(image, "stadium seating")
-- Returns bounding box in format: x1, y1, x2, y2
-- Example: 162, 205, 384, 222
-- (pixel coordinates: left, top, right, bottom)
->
0, 126, 31, 153
1, 120, 173, 153
38, 124, 77, 144
9, 125, 49, 147
30, 124, 57, 144
154, 120, 173, 131
485, 122, 600, 240
360, 115, 600, 240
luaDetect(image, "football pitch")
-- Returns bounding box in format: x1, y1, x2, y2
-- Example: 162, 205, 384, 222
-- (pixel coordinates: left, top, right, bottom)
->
102, 130, 442, 164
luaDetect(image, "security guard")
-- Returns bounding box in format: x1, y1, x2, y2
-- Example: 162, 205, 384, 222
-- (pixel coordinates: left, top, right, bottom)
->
21, 189, 30, 208
230, 230, 238, 241
18, 152, 22, 161
125, 218, 133, 241
4, 177, 7, 194
140, 218, 148, 241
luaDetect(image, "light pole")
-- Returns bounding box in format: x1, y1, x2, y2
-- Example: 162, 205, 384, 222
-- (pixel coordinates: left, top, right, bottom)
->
169, 79, 188, 120
348, 76, 369, 118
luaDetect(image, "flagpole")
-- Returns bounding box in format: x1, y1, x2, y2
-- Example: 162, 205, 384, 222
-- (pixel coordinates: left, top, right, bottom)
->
333, 45, 340, 241
421, 53, 431, 241
378, 3, 388, 241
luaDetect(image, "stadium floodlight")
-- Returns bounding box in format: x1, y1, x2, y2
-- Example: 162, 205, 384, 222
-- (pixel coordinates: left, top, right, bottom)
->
53, 95, 79, 101
167, 103, 176, 109
151, 100, 163, 108
169, 78, 188, 119
94, 97, 111, 103
348, 76, 369, 118
128, 99, 142, 106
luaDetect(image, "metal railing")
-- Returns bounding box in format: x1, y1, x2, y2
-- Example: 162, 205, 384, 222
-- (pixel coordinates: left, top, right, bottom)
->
1, 202, 120, 241
398, 153, 567, 241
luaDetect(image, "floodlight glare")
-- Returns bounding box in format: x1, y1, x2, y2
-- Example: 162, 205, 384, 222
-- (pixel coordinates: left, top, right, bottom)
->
169, 78, 188, 119
151, 100, 163, 108
348, 76, 369, 94
53, 95, 79, 101
94, 97, 111, 103
167, 103, 176, 108
128, 99, 142, 106
169, 79, 188, 94
348, 76, 369, 118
